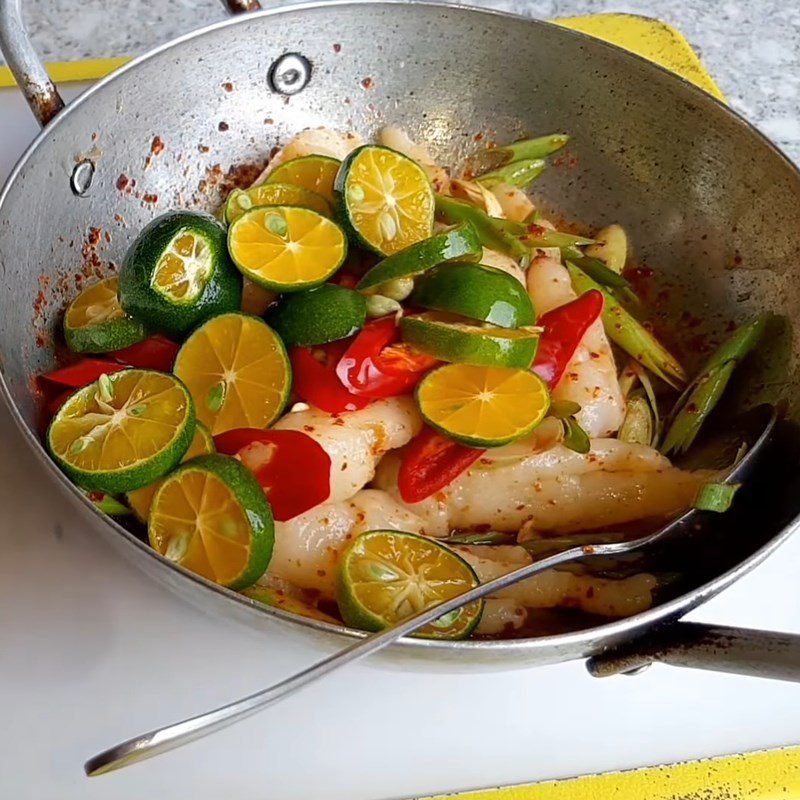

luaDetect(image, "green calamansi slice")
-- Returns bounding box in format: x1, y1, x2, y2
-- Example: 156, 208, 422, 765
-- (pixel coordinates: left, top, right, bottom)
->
336, 145, 435, 255
126, 422, 215, 522
224, 183, 331, 224
401, 312, 539, 369
149, 454, 274, 590
336, 530, 483, 639
356, 223, 482, 291
416, 363, 550, 447
118, 210, 242, 338
266, 284, 366, 347
266, 155, 341, 203
63, 276, 148, 354
47, 369, 195, 494
409, 262, 535, 328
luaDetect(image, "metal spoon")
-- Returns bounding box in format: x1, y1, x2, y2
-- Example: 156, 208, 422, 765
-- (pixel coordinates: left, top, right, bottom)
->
84, 405, 776, 776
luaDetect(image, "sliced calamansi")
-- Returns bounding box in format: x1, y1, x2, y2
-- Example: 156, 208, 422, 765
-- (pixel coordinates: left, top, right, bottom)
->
173, 312, 290, 435
400, 312, 539, 369
227, 206, 347, 292
356, 223, 482, 291
409, 262, 535, 327
63, 276, 147, 354
336, 530, 483, 639
119, 210, 241, 337
416, 363, 550, 447
265, 283, 366, 346
224, 183, 331, 224
336, 145, 435, 255
149, 454, 274, 590
126, 422, 215, 522
265, 155, 341, 203
47, 369, 195, 493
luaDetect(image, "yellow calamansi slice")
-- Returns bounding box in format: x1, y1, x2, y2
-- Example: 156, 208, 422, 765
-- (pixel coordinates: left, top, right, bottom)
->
126, 422, 215, 522
336, 530, 483, 639
224, 183, 331, 224
149, 454, 274, 589
227, 206, 347, 292
47, 369, 195, 494
173, 312, 290, 435
336, 145, 435, 255
265, 155, 341, 203
63, 276, 147, 354
416, 363, 550, 447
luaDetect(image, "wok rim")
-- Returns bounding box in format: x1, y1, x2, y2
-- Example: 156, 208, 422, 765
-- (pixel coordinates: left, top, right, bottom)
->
1, 0, 799, 656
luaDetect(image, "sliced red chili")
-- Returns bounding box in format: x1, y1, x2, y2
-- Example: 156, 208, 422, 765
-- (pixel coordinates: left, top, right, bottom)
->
44, 389, 73, 418
532, 290, 604, 388
214, 428, 331, 522
398, 425, 485, 504
336, 316, 438, 399
112, 335, 179, 372
39, 358, 126, 389
290, 338, 369, 414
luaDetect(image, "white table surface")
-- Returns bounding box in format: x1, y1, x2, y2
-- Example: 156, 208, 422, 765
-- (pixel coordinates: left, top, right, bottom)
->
2, 79, 800, 800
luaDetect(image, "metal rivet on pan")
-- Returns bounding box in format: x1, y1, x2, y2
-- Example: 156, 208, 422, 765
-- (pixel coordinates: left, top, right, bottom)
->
268, 53, 311, 96
622, 663, 652, 676
70, 159, 95, 196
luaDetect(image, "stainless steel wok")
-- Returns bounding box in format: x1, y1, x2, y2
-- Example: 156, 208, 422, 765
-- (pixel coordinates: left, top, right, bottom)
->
2, 0, 800, 677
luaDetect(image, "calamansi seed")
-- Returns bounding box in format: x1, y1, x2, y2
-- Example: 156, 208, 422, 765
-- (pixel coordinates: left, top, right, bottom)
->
378, 212, 397, 241
265, 214, 288, 237
365, 294, 402, 318
69, 436, 92, 455
165, 533, 190, 562
430, 608, 462, 629
97, 373, 114, 403
365, 562, 399, 582
348, 184, 365, 204
206, 381, 227, 412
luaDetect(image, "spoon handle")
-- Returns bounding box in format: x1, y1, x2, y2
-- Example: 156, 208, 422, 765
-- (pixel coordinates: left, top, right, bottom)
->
587, 621, 800, 682
85, 540, 621, 776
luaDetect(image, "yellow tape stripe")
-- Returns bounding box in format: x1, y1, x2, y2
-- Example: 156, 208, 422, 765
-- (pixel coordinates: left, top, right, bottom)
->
0, 56, 130, 88
554, 13, 726, 101
0, 14, 723, 101
423, 745, 800, 799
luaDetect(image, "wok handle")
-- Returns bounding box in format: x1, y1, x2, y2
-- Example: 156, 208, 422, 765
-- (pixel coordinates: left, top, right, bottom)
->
220, 0, 262, 13
586, 621, 800, 682
0, 0, 64, 126
0, 0, 259, 127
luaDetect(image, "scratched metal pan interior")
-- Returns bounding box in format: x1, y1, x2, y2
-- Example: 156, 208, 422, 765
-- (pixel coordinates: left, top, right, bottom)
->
2, 1, 800, 668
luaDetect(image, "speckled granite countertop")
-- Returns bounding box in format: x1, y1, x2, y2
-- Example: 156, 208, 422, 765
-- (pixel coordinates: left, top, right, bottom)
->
3, 0, 799, 162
